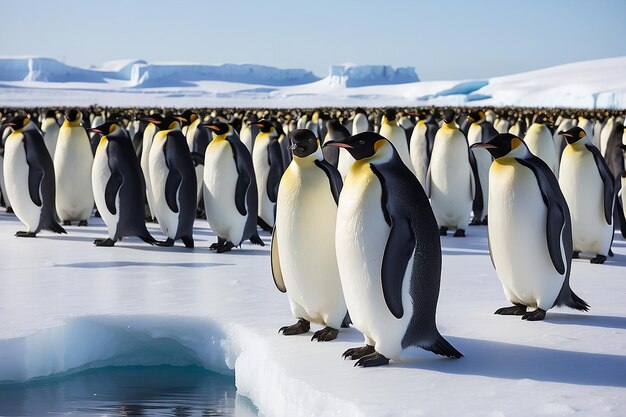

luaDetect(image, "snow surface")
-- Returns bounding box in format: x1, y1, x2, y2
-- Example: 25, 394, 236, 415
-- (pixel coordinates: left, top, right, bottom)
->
0, 56, 625, 108
0, 213, 624, 417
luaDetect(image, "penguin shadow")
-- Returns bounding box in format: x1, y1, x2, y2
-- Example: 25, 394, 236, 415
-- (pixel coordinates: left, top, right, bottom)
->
53, 261, 232, 269
393, 336, 626, 387
545, 312, 626, 330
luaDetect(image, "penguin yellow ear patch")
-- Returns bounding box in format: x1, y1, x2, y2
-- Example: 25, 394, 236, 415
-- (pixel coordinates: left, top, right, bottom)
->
578, 130, 585, 139
511, 138, 523, 149
374, 139, 386, 152
23, 118, 30, 127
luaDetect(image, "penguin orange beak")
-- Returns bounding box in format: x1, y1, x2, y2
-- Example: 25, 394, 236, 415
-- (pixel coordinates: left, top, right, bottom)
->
144, 118, 161, 124
323, 140, 353, 149
202, 124, 220, 132
558, 131, 574, 138
88, 127, 103, 134
470, 143, 497, 149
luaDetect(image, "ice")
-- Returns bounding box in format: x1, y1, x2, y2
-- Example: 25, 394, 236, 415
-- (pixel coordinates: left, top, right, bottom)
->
0, 213, 624, 417
328, 64, 419, 87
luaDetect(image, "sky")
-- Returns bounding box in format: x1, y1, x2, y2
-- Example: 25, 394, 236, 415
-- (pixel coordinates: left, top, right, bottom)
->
1, 0, 625, 81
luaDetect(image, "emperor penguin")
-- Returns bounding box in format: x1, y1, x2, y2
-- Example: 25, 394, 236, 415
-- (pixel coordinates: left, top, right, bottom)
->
467, 110, 497, 225
378, 108, 415, 174
577, 116, 595, 147
409, 110, 439, 187
2, 115, 66, 237
352, 108, 370, 135
272, 129, 347, 341
148, 116, 197, 248
54, 109, 94, 226
40, 110, 60, 157
199, 122, 264, 252
426, 110, 474, 237
141, 114, 163, 221
524, 114, 559, 175
471, 134, 589, 320
324, 132, 462, 366
558, 127, 614, 264
251, 120, 283, 231
180, 110, 209, 210
89, 121, 156, 247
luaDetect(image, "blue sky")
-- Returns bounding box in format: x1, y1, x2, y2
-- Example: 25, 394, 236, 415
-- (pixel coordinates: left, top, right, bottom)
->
2, 0, 625, 80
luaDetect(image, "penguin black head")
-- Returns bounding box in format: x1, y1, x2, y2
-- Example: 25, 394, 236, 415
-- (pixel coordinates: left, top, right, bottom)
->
443, 109, 456, 124
89, 121, 126, 141
44, 110, 57, 119
143, 113, 164, 125
535, 113, 550, 124
180, 109, 198, 126
288, 129, 319, 158
324, 131, 387, 160
65, 108, 81, 123
559, 126, 586, 145
467, 110, 484, 123
2, 115, 30, 132
471, 133, 525, 159
200, 121, 230, 136
149, 115, 183, 130
383, 108, 397, 122
252, 119, 274, 134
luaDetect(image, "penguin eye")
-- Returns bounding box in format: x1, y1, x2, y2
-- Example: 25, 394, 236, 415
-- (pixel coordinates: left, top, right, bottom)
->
308, 138, 313, 143
359, 140, 365, 145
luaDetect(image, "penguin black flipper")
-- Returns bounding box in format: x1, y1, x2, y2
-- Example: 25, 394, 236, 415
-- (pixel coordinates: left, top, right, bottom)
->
164, 169, 181, 213
266, 140, 283, 203
516, 156, 568, 275
468, 149, 484, 219
104, 174, 123, 215
314, 159, 343, 204
270, 227, 286, 293
226, 136, 251, 216
371, 164, 416, 319
585, 144, 614, 225
22, 138, 44, 207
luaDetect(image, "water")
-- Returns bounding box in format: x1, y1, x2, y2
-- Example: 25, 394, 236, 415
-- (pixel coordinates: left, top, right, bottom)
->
0, 365, 258, 417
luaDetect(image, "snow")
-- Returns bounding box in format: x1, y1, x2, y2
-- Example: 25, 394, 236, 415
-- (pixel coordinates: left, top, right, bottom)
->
1, 56, 624, 108
0, 213, 624, 417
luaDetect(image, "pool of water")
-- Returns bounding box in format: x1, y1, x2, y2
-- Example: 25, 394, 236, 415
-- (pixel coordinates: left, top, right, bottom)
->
0, 365, 258, 416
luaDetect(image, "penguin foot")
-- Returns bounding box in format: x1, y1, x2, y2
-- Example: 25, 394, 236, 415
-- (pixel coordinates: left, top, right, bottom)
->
181, 236, 194, 248
78, 220, 88, 227
609, 249, 614, 257
63, 220, 72, 226
249, 235, 265, 246
439, 227, 448, 236
590, 255, 607, 264
522, 309, 546, 321
155, 238, 175, 247
453, 229, 465, 237
210, 237, 227, 250
354, 352, 390, 368
469, 218, 481, 226
94, 238, 115, 247
278, 319, 310, 336
342, 345, 375, 360
94, 211, 101, 218
311, 327, 338, 342
15, 231, 37, 238
572, 251, 580, 259
481, 216, 488, 225
6, 207, 14, 214
495, 304, 527, 315
216, 242, 235, 253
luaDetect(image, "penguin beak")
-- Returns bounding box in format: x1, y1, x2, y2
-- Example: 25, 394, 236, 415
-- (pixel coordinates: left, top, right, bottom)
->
323, 140, 353, 149
558, 131, 574, 138
143, 118, 161, 124
202, 124, 220, 132
2, 121, 15, 128
470, 143, 497, 150
88, 128, 103, 134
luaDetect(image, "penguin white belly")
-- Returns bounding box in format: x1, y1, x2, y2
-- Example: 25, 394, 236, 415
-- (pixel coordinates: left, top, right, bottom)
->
240, 127, 254, 154
559, 150, 612, 255
149, 137, 179, 239
524, 125, 559, 175
337, 163, 412, 359
379, 125, 414, 173
141, 124, 157, 218
252, 139, 274, 226
409, 123, 429, 186
203, 140, 245, 244
4, 135, 41, 231
429, 137, 472, 229
277, 163, 346, 328
337, 149, 356, 179
54, 128, 94, 220
41, 121, 59, 157
352, 114, 369, 134
92, 142, 119, 239
468, 124, 491, 219
488, 160, 564, 310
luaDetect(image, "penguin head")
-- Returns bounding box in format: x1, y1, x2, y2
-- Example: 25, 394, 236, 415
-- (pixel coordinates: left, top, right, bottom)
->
471, 133, 526, 159
382, 108, 397, 123
288, 129, 319, 158
89, 121, 126, 141
151, 115, 183, 131
180, 109, 198, 126
535, 113, 550, 125
252, 119, 276, 135
442, 109, 456, 125
44, 110, 57, 119
200, 121, 231, 137
143, 114, 164, 126
467, 110, 484, 124
2, 115, 31, 132
559, 126, 587, 145
64, 108, 82, 126
324, 131, 387, 160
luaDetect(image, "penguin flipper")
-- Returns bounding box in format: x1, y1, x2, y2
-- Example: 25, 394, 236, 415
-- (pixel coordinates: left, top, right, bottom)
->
22, 137, 43, 207
424, 165, 431, 197
469, 150, 483, 218
585, 144, 614, 225
164, 169, 181, 213
314, 159, 343, 204
516, 157, 568, 275
227, 137, 251, 216
270, 227, 286, 293
104, 174, 123, 215
266, 142, 283, 203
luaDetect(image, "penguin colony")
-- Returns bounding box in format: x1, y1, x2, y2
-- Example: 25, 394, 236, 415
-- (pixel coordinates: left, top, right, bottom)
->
1, 105, 624, 367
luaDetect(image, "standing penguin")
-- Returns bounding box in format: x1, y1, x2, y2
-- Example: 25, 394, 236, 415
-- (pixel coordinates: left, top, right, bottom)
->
524, 114, 559, 175
141, 113, 163, 222
378, 108, 415, 174
54, 109, 94, 226
251, 120, 283, 231
467, 110, 497, 225
426, 110, 474, 237
558, 127, 614, 264
409, 110, 439, 187
324, 132, 462, 367
40, 110, 60, 157
352, 108, 370, 135
272, 129, 347, 341
89, 121, 156, 247
2, 115, 66, 237
331, 120, 356, 180
199, 122, 264, 252
472, 134, 588, 320
148, 116, 197, 248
